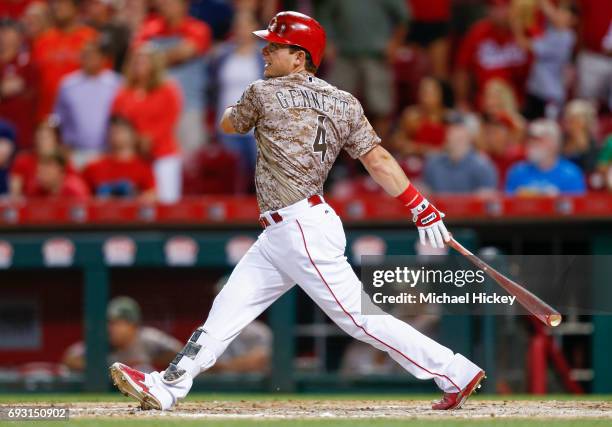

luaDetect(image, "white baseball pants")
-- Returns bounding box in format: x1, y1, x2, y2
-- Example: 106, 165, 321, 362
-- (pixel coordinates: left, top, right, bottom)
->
147, 197, 481, 409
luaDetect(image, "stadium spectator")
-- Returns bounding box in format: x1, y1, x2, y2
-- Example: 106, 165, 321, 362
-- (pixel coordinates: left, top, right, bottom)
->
0, 0, 38, 20
563, 99, 600, 173
406, 0, 452, 79
209, 10, 263, 191
0, 19, 37, 149
54, 39, 121, 168
478, 79, 526, 186
84, 0, 130, 71
112, 45, 183, 203
319, 0, 409, 137
391, 77, 452, 157
0, 121, 16, 195
182, 142, 240, 195
188, 0, 234, 41
506, 119, 586, 195
82, 116, 156, 200
113, 0, 148, 36
10, 118, 74, 197
575, 0, 612, 110
25, 151, 90, 199
481, 112, 525, 188
517, 0, 576, 120
62, 296, 182, 373
20, 1, 52, 43
134, 0, 212, 155
454, 0, 531, 111
596, 134, 612, 191
481, 78, 526, 130
423, 115, 498, 194
31, 0, 98, 122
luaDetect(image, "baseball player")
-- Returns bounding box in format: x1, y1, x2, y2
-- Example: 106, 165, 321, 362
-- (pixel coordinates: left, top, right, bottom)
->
110, 11, 485, 411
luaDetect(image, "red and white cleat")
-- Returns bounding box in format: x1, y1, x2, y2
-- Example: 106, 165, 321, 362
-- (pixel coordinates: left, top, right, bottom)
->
109, 362, 162, 410
432, 370, 486, 410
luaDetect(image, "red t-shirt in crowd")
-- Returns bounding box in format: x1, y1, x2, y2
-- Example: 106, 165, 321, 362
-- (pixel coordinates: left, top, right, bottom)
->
183, 145, 239, 195
82, 155, 155, 195
11, 151, 76, 192
112, 81, 182, 159
456, 19, 531, 107
0, 0, 38, 19
408, 0, 451, 22
133, 15, 212, 54
0, 51, 37, 148
412, 119, 447, 148
578, 0, 612, 54
31, 25, 97, 121
25, 173, 90, 199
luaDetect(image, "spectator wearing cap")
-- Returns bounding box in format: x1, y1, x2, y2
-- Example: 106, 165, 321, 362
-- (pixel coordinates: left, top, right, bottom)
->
454, 0, 531, 111
83, 0, 131, 72
0, 121, 16, 195
62, 296, 182, 373
319, 0, 409, 138
506, 119, 586, 195
133, 0, 212, 155
31, 0, 98, 122
25, 150, 90, 199
516, 0, 576, 120
575, 0, 612, 110
54, 39, 121, 168
0, 19, 37, 149
423, 115, 498, 194
112, 45, 183, 203
82, 116, 156, 200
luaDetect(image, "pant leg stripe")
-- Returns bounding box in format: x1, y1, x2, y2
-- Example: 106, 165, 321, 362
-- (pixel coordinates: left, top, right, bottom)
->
295, 219, 462, 393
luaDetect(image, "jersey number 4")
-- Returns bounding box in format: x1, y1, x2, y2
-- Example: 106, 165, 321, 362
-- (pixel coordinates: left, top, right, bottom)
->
312, 115, 328, 162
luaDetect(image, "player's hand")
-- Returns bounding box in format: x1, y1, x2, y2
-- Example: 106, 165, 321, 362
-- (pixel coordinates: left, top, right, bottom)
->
396, 183, 451, 248
410, 198, 450, 249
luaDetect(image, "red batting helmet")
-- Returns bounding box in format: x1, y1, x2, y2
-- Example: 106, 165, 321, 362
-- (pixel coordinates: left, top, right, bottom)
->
253, 11, 326, 68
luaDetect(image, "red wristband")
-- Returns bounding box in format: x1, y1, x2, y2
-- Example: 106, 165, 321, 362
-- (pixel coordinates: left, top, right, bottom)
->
396, 183, 422, 209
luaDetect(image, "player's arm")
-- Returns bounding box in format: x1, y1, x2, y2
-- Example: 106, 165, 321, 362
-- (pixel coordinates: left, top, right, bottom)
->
220, 107, 238, 134
360, 145, 450, 248
220, 83, 261, 135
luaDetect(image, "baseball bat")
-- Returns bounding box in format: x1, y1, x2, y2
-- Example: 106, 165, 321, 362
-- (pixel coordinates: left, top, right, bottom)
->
447, 237, 562, 327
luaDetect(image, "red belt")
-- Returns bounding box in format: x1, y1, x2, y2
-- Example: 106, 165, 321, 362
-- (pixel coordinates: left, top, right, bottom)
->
259, 195, 324, 229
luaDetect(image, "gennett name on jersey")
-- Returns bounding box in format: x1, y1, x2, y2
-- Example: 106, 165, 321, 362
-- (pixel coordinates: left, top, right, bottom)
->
274, 88, 350, 120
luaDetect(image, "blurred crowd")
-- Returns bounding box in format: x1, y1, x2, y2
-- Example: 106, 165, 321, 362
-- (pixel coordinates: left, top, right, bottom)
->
0, 0, 611, 202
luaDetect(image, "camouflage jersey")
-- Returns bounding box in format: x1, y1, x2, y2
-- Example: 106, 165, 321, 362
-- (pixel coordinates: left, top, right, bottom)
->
229, 71, 380, 212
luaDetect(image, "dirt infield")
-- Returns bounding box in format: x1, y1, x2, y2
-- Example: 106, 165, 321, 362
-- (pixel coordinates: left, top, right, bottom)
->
32, 399, 612, 420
